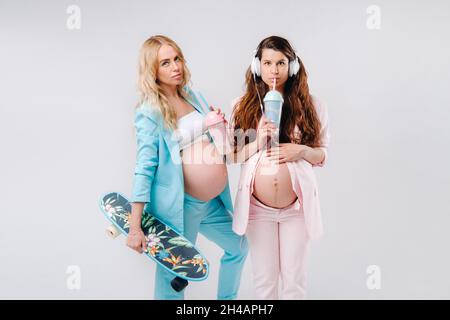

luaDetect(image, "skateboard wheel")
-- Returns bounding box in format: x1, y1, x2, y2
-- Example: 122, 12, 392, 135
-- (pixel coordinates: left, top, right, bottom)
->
171, 277, 188, 292
106, 225, 120, 238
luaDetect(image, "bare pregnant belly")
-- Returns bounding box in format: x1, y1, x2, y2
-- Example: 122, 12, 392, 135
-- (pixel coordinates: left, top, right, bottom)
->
252, 151, 298, 209
181, 140, 228, 202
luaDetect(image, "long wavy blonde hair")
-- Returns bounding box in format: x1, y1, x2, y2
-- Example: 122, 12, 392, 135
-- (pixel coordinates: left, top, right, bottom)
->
137, 35, 191, 130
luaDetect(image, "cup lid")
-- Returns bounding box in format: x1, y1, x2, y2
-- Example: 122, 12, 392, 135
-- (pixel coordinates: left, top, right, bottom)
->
263, 90, 284, 102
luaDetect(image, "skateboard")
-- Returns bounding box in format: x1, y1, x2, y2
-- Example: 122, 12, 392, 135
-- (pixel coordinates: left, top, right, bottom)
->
99, 192, 209, 292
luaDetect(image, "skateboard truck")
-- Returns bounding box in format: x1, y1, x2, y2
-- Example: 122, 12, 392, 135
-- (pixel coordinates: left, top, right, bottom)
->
171, 277, 189, 292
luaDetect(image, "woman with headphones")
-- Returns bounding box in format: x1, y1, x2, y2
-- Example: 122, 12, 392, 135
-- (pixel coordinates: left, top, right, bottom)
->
229, 36, 330, 299
127, 35, 248, 300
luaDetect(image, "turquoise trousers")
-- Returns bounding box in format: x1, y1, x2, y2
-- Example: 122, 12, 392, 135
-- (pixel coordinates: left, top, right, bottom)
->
154, 192, 249, 299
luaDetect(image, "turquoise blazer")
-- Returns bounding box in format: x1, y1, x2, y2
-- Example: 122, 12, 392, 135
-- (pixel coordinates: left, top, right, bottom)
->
131, 87, 233, 235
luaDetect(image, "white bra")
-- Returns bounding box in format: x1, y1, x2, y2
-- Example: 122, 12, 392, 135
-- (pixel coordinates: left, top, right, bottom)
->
176, 110, 210, 150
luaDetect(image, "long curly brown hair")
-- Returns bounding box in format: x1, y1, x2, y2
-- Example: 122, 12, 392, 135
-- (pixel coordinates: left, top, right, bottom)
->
231, 36, 322, 148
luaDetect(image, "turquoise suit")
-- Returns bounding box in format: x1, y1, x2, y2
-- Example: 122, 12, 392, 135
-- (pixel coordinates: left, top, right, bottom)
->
131, 86, 248, 299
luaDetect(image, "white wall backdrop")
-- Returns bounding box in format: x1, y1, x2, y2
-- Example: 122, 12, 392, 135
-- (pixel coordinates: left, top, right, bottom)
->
1, 0, 449, 299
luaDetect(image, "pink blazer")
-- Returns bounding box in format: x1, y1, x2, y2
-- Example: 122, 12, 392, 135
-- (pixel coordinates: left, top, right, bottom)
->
231, 95, 330, 240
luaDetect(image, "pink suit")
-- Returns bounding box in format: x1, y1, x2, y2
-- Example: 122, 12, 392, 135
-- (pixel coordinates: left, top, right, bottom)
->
231, 95, 330, 299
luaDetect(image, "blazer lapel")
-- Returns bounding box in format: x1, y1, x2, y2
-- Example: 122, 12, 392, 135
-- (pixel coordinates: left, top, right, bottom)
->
185, 89, 207, 116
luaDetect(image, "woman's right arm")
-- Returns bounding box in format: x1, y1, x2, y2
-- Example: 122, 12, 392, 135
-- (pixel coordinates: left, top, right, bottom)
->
226, 115, 276, 164
226, 140, 259, 164
224, 98, 276, 164
128, 202, 147, 253
127, 110, 160, 254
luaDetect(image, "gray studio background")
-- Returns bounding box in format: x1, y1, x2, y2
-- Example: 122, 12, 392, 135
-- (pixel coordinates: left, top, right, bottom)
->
1, 0, 449, 299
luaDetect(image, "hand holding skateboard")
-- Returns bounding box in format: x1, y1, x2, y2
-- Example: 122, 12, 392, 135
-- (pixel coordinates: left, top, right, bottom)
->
99, 192, 210, 292
126, 227, 147, 254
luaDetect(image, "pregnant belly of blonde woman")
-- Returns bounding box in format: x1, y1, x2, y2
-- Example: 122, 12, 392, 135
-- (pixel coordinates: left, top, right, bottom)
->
181, 140, 228, 202
252, 152, 298, 209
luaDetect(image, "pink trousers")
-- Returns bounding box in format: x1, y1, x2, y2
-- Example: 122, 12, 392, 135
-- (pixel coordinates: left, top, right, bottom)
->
246, 194, 310, 300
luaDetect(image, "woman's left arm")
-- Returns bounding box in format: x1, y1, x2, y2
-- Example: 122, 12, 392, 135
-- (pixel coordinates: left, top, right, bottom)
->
311, 96, 330, 167
302, 146, 326, 165
266, 143, 324, 165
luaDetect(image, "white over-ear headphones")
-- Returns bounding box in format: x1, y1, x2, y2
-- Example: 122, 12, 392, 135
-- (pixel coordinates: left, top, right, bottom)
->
251, 49, 300, 77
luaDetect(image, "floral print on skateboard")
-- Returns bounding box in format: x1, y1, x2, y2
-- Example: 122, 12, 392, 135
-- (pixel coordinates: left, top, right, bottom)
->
99, 192, 209, 281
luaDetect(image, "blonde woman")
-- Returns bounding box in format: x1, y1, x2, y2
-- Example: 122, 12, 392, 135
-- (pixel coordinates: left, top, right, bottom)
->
127, 35, 248, 300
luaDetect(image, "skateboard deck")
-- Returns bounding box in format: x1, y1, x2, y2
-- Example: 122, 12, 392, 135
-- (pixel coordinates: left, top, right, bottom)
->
99, 192, 209, 282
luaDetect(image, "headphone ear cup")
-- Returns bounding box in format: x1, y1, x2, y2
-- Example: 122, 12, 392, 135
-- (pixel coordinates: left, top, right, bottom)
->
251, 56, 261, 77
294, 58, 300, 75
289, 60, 294, 77
289, 58, 300, 77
